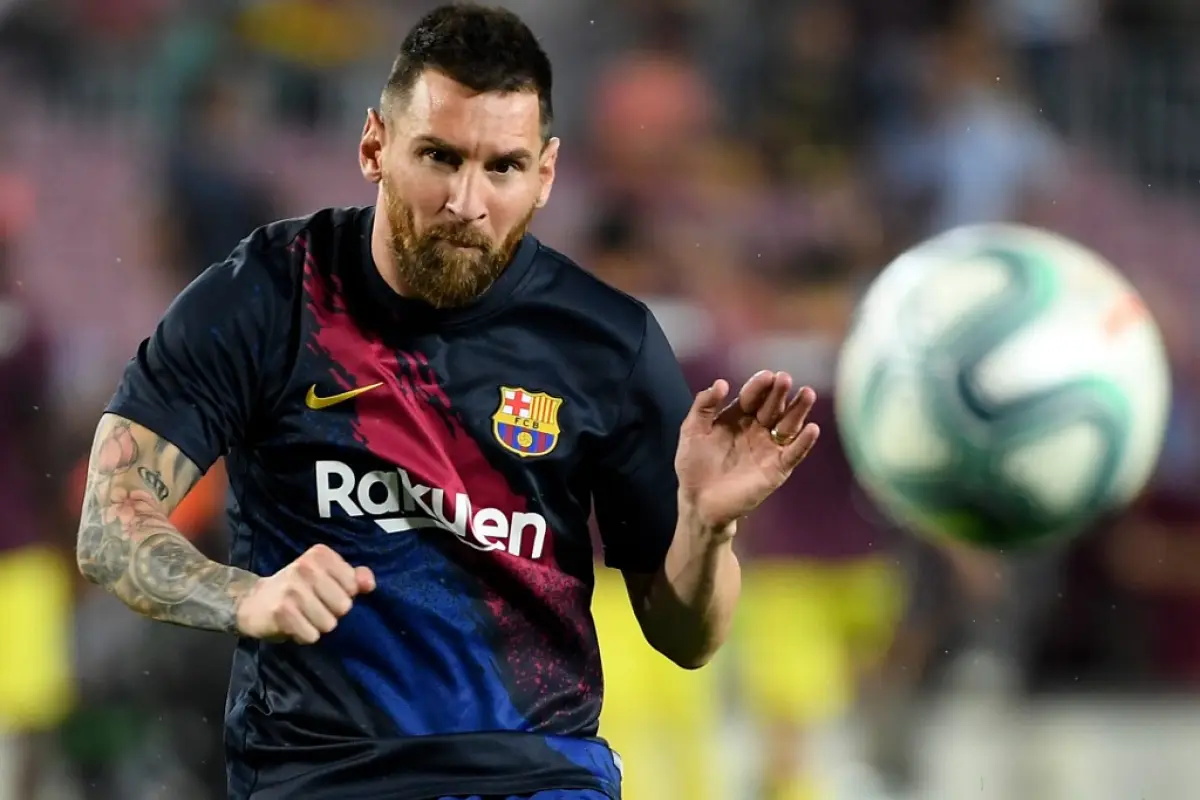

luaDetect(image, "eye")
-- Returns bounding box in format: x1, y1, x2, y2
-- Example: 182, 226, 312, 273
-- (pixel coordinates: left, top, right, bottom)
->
420, 147, 460, 166
490, 159, 523, 175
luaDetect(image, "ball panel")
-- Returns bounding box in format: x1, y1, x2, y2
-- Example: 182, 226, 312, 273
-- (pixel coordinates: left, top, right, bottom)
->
860, 369, 954, 473
1001, 423, 1105, 516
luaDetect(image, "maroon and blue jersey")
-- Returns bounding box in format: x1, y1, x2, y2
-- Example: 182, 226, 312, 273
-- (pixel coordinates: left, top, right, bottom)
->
106, 206, 692, 800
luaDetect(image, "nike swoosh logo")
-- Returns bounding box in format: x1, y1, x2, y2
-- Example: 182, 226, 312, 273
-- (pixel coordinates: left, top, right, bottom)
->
305, 382, 384, 410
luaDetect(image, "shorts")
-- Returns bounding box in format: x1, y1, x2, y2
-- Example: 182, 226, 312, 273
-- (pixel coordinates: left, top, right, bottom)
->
591, 567, 722, 729
737, 556, 904, 724
591, 566, 724, 800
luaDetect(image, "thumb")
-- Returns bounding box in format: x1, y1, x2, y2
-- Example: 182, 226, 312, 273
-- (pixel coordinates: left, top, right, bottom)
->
354, 566, 377, 593
683, 379, 729, 433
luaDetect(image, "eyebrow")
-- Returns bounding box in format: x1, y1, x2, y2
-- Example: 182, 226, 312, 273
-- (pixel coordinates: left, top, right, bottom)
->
413, 135, 533, 164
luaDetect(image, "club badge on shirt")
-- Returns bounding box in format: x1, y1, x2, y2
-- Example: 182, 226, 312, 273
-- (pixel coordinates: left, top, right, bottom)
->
492, 386, 563, 458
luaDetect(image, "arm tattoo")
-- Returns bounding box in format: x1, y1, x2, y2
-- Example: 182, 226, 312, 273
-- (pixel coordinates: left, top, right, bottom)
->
76, 415, 259, 634
137, 466, 169, 501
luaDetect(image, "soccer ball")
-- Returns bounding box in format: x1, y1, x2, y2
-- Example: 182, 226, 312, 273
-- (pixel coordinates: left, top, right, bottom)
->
835, 224, 1171, 550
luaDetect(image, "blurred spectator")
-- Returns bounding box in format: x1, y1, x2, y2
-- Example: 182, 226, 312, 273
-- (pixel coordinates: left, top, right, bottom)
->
588, 49, 720, 203
731, 258, 904, 800
990, 0, 1100, 130
0, 3, 78, 102
877, 0, 1065, 237
753, 0, 860, 186
156, 72, 278, 286
1100, 286, 1200, 689
235, 0, 386, 129
0, 161, 73, 800
587, 208, 731, 800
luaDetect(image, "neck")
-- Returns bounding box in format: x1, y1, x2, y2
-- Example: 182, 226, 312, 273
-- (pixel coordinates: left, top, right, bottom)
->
370, 209, 409, 298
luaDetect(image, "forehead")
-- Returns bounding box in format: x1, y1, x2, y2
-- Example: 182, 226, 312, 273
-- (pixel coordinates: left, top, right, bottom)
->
397, 70, 541, 153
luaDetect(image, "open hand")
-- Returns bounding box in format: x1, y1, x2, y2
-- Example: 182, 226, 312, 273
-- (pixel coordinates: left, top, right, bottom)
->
675, 370, 820, 533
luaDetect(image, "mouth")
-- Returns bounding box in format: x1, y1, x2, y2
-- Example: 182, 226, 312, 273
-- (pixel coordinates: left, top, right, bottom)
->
436, 239, 486, 251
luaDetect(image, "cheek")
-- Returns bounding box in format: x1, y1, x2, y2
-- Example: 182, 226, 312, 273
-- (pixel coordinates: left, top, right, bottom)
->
388, 164, 447, 218
490, 182, 539, 228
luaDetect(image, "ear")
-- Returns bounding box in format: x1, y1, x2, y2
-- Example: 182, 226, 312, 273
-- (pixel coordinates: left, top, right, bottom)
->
359, 108, 386, 185
534, 137, 560, 209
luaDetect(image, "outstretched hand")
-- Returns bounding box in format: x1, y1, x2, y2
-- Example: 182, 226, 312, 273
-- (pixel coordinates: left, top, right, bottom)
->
675, 370, 820, 534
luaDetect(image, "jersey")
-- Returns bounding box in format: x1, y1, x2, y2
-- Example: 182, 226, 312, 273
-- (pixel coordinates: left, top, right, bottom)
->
105, 206, 694, 800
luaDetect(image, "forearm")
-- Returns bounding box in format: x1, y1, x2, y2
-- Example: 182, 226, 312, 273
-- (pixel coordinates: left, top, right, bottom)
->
77, 505, 257, 632
75, 415, 259, 633
637, 503, 742, 669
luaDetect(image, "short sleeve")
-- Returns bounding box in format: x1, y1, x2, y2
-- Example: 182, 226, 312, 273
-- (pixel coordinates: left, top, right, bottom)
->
105, 230, 289, 473
591, 311, 695, 573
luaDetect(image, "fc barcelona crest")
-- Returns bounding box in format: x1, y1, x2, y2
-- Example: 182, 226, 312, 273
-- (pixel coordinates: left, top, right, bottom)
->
492, 386, 563, 458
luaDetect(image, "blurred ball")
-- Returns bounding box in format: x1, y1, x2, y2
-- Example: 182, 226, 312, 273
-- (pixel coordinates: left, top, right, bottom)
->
835, 224, 1171, 550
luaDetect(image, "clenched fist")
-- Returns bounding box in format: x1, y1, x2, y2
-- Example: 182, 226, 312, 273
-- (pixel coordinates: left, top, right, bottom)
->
236, 544, 376, 644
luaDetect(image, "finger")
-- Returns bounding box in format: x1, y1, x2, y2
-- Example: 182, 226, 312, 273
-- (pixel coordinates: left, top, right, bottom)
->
325, 553, 360, 596
771, 386, 818, 442
306, 543, 337, 562
312, 572, 355, 618
681, 379, 730, 434
718, 370, 774, 423
292, 585, 340, 634
354, 566, 377, 593
277, 605, 322, 645
780, 422, 821, 470
756, 371, 793, 428
306, 545, 360, 596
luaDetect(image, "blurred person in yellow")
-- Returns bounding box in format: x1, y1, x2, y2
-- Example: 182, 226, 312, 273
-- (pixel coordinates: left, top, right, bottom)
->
235, 0, 387, 127
732, 268, 904, 800
592, 565, 727, 800
0, 170, 74, 800
236, 0, 385, 70
583, 214, 732, 800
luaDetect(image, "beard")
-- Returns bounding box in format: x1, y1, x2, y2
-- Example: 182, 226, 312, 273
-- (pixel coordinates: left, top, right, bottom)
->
381, 176, 535, 309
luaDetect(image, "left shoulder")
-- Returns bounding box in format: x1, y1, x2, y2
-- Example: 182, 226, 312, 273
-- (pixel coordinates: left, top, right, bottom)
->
526, 239, 654, 344
522, 240, 723, 371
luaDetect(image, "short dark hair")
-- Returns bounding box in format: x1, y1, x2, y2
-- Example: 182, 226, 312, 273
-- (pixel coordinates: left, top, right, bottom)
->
383, 3, 553, 140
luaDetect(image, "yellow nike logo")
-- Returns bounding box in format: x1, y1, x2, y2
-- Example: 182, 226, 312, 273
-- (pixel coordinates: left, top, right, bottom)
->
305, 382, 384, 410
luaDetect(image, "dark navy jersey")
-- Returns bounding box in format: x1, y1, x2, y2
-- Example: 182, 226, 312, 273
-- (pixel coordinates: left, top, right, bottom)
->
106, 206, 693, 800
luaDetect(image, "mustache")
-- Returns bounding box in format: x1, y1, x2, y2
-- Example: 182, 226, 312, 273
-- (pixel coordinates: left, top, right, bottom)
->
425, 224, 492, 250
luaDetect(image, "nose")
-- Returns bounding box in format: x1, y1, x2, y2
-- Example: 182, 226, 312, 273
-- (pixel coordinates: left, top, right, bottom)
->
444, 169, 487, 224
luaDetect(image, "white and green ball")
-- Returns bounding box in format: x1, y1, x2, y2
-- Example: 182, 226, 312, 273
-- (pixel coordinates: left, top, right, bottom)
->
835, 224, 1171, 549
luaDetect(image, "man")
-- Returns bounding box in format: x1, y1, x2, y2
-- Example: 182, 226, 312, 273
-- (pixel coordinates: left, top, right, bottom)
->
74, 6, 820, 800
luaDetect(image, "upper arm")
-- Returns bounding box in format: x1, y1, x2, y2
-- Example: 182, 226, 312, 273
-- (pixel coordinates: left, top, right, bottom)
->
76, 413, 204, 585
105, 230, 288, 472
87, 413, 203, 518
591, 311, 694, 575
77, 412, 258, 629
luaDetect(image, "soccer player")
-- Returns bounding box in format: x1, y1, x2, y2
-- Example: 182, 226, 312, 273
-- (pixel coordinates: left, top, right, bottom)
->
0, 220, 71, 800
74, 5, 820, 799
733, 279, 903, 800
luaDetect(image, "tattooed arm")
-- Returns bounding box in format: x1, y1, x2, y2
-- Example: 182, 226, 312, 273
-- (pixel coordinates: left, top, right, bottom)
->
75, 413, 260, 633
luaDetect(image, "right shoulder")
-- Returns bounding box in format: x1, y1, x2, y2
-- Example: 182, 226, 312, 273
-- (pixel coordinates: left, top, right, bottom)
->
182, 206, 370, 313
107, 209, 371, 469
220, 206, 368, 284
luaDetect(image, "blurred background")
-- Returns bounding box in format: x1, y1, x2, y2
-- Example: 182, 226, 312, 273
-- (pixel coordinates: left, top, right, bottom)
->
2, 0, 1200, 798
